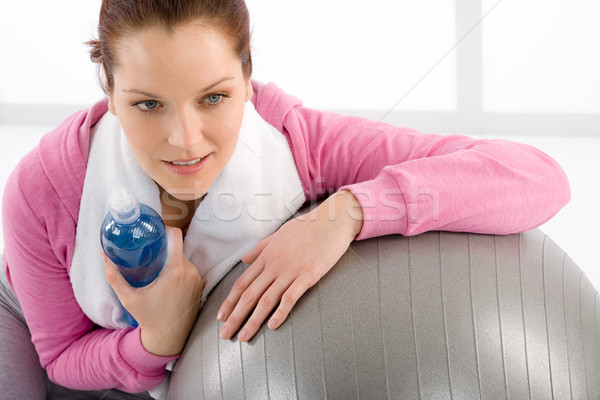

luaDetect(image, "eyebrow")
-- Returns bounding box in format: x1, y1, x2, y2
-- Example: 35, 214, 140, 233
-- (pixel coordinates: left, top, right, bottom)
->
122, 76, 235, 98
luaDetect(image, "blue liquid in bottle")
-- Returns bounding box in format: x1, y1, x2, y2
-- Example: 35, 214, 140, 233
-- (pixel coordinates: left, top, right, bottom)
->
100, 187, 167, 327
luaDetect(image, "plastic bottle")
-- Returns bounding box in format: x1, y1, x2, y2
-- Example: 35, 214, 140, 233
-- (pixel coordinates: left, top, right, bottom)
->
100, 186, 168, 327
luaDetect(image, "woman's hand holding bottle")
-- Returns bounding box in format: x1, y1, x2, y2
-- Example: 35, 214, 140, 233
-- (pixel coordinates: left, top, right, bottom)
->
103, 226, 205, 357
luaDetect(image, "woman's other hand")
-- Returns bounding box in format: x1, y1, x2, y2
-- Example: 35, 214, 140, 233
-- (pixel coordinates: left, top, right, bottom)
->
217, 190, 363, 342
102, 226, 205, 356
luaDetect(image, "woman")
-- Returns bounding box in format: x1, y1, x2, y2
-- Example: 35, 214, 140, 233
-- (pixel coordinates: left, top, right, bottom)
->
0, 0, 570, 397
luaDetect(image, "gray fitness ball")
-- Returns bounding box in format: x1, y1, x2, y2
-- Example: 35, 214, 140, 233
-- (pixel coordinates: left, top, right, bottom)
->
168, 208, 599, 399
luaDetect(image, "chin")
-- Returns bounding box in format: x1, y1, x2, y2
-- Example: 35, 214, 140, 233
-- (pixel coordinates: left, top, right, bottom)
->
183, 193, 206, 202
171, 190, 207, 202
160, 183, 208, 202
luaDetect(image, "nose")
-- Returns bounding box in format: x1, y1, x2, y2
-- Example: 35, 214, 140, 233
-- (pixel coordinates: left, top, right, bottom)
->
167, 106, 204, 149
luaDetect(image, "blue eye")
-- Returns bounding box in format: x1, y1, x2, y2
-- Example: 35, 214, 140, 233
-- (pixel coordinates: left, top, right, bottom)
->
140, 100, 159, 110
205, 94, 223, 104
133, 100, 160, 113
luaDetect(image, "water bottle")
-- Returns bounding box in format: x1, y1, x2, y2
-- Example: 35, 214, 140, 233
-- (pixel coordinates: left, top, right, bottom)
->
100, 186, 168, 327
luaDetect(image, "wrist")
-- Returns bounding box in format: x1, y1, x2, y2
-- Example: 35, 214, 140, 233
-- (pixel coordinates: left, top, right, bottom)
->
140, 328, 184, 357
333, 190, 364, 238
139, 306, 201, 357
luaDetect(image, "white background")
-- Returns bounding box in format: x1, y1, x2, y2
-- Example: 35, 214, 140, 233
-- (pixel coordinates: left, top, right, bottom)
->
1, 1, 598, 117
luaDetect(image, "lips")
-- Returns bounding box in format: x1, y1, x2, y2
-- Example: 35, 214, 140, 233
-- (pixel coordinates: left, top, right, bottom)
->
169, 157, 204, 166
163, 154, 210, 176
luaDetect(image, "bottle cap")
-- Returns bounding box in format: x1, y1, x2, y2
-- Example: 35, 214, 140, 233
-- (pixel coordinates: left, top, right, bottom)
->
108, 186, 141, 224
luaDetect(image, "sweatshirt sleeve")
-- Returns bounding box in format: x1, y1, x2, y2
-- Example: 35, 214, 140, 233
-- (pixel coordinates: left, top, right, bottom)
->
253, 82, 571, 239
1, 154, 178, 393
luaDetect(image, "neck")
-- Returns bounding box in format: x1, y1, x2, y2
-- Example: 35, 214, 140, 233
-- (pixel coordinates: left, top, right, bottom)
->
158, 186, 203, 235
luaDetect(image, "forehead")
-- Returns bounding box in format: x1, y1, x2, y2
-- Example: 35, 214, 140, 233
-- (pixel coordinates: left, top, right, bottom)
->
113, 24, 239, 79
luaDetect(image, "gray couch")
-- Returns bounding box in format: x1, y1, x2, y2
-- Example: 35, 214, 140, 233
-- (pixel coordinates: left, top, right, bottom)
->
167, 226, 599, 399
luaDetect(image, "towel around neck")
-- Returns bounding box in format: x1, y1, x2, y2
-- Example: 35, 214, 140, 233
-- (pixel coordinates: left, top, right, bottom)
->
70, 100, 306, 330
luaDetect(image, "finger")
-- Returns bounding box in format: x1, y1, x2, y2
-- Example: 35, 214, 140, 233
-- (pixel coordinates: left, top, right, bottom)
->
102, 252, 134, 300
267, 278, 314, 330
164, 226, 183, 258
219, 268, 277, 339
158, 227, 183, 280
241, 238, 270, 265
236, 280, 291, 342
217, 259, 265, 322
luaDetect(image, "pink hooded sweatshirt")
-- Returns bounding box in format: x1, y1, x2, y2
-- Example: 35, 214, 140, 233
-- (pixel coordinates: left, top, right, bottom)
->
2, 80, 570, 392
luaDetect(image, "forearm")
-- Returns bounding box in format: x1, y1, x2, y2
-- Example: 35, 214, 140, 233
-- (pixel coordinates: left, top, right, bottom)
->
6, 236, 177, 392
139, 303, 201, 357
275, 97, 569, 239
45, 326, 178, 392
340, 139, 571, 238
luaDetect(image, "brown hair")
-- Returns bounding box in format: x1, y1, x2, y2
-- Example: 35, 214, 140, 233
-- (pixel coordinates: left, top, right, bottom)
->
85, 0, 252, 96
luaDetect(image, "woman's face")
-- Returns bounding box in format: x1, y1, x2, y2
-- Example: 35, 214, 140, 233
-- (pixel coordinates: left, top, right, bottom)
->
108, 24, 253, 201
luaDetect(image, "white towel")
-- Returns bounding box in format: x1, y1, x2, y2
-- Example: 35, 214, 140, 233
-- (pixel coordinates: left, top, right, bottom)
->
70, 101, 306, 398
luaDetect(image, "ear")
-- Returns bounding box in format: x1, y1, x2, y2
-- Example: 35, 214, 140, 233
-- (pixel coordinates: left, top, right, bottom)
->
244, 78, 253, 102
108, 94, 117, 115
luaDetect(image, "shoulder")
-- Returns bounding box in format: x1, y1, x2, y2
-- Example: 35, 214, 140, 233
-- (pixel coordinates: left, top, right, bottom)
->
18, 99, 109, 219
2, 99, 109, 261
250, 80, 304, 132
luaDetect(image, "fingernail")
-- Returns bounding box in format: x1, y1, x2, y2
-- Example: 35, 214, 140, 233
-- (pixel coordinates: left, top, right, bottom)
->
268, 318, 278, 329
238, 329, 248, 341
217, 310, 225, 321
220, 326, 230, 339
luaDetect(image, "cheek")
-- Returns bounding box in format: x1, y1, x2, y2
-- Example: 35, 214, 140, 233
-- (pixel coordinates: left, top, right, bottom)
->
218, 99, 246, 138
215, 109, 244, 154
120, 119, 163, 161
